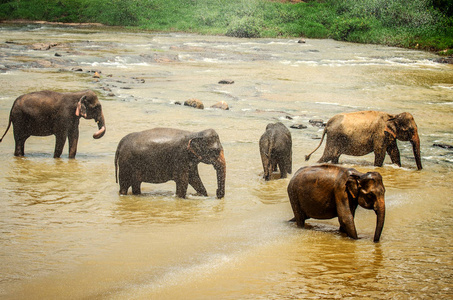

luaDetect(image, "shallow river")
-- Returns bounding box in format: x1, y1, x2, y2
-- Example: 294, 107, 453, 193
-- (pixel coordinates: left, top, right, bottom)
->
0, 24, 452, 299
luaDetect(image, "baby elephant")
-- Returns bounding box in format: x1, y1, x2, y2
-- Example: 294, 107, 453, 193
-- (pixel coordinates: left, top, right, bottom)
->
259, 122, 292, 180
288, 164, 385, 242
115, 128, 226, 198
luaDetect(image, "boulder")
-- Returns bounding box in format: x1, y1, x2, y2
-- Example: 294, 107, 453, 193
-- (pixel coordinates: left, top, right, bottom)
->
184, 98, 204, 109
31, 43, 58, 51
211, 101, 229, 110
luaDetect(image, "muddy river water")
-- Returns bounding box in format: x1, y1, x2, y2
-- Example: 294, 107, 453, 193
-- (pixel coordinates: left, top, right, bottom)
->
0, 24, 452, 299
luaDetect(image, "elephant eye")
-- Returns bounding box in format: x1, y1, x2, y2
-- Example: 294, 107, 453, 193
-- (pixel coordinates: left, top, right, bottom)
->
209, 148, 221, 155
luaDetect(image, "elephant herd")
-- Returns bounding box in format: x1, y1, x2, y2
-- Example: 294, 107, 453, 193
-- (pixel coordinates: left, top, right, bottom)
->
0, 89, 423, 242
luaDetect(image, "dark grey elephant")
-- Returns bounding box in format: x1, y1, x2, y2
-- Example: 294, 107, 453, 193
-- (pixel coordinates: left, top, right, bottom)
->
115, 128, 226, 198
0, 90, 106, 158
305, 111, 422, 170
288, 164, 386, 242
259, 122, 292, 180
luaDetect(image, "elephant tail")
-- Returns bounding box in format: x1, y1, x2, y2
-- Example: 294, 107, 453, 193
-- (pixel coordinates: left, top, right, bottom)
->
305, 128, 327, 161
114, 147, 119, 184
0, 112, 12, 143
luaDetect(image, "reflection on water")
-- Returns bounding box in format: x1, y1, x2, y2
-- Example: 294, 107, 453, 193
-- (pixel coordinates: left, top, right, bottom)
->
0, 24, 452, 299
115, 193, 225, 225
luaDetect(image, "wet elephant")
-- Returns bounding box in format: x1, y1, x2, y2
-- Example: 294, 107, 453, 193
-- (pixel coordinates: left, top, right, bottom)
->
288, 164, 386, 242
115, 128, 226, 198
259, 122, 292, 180
0, 90, 106, 158
305, 111, 422, 170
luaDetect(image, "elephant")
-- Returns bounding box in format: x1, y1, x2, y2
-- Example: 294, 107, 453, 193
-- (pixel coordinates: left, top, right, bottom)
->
259, 122, 292, 180
305, 111, 422, 170
114, 128, 226, 198
287, 164, 386, 242
0, 90, 106, 158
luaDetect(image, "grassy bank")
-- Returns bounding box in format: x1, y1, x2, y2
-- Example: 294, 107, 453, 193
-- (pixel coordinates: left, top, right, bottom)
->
0, 0, 452, 53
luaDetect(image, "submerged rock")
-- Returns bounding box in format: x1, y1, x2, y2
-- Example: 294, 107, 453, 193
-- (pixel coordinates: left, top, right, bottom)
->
309, 119, 326, 127
219, 80, 234, 84
290, 124, 307, 129
433, 143, 453, 149
31, 43, 58, 51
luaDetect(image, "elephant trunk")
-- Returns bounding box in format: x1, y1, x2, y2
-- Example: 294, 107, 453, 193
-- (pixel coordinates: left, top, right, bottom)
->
214, 150, 226, 199
93, 113, 106, 139
411, 131, 422, 170
373, 198, 386, 242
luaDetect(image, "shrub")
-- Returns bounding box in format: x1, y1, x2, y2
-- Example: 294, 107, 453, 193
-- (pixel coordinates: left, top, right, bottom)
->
330, 17, 372, 41
226, 16, 262, 38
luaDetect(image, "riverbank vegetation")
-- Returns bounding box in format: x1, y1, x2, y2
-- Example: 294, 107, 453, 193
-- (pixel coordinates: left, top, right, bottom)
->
0, 0, 452, 53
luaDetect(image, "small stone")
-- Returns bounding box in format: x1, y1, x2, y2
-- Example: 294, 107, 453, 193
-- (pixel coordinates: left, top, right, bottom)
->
290, 124, 307, 129
309, 119, 326, 127
218, 80, 234, 84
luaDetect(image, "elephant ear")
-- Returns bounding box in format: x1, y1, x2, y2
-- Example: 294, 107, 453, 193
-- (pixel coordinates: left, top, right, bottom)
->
187, 137, 204, 160
346, 169, 361, 199
75, 95, 87, 118
385, 115, 398, 139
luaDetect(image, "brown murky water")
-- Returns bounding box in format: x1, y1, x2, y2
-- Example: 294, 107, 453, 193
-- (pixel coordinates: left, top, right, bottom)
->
0, 24, 452, 299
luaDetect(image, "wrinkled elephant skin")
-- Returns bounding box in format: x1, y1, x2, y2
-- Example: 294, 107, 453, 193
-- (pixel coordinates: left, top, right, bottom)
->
0, 90, 106, 158
288, 164, 386, 242
305, 111, 422, 170
259, 122, 292, 180
115, 128, 226, 199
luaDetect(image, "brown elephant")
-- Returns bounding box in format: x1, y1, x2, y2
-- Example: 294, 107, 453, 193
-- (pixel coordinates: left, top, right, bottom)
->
0, 90, 106, 158
288, 164, 386, 242
115, 128, 226, 198
259, 122, 292, 180
305, 111, 422, 170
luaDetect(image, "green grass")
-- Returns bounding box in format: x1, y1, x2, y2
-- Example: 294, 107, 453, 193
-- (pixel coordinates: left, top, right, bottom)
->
0, 0, 452, 52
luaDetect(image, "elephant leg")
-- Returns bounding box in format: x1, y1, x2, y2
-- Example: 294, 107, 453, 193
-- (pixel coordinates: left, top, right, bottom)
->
289, 197, 306, 228
340, 205, 358, 233
317, 145, 341, 164
263, 159, 271, 181
318, 152, 340, 164
336, 196, 358, 239
386, 140, 401, 167
119, 177, 130, 195
374, 150, 386, 167
54, 134, 67, 158
278, 160, 287, 179
14, 135, 28, 156
118, 168, 131, 195
131, 181, 141, 195
188, 166, 208, 196
68, 129, 79, 159
175, 173, 189, 198
175, 182, 188, 198
286, 153, 292, 174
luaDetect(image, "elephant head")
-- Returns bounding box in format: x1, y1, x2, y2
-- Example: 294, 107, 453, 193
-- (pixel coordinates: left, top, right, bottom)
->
76, 91, 106, 139
347, 170, 386, 242
385, 112, 422, 170
187, 129, 226, 198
